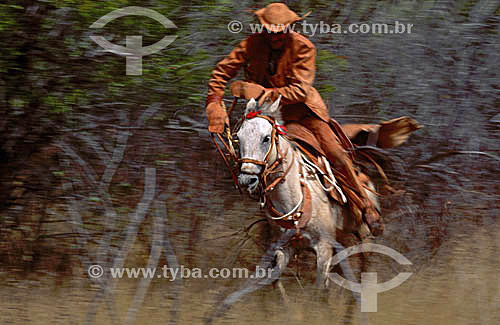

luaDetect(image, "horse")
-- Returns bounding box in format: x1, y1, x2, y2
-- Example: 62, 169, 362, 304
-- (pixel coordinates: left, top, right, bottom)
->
206, 96, 380, 322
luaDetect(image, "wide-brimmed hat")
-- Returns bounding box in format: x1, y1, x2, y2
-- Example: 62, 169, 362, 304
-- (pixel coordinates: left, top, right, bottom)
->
254, 3, 311, 33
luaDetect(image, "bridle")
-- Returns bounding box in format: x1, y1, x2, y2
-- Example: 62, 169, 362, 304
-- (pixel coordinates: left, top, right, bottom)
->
210, 107, 312, 232
237, 113, 312, 232
237, 113, 294, 199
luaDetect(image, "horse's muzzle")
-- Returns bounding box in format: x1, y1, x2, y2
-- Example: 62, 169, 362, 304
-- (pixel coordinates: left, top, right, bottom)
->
238, 173, 260, 193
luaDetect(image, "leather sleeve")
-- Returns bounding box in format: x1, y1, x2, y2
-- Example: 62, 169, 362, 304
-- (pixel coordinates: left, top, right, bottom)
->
207, 38, 248, 99
275, 41, 315, 104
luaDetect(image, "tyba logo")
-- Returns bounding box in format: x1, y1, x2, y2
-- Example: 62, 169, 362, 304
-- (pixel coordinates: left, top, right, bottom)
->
90, 6, 177, 75
329, 243, 413, 312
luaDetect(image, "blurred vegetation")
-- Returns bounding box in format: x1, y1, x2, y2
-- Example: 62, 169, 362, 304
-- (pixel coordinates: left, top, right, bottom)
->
0, 0, 498, 315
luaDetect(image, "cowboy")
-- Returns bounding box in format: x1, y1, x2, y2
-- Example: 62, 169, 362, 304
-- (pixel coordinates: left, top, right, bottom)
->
205, 3, 382, 235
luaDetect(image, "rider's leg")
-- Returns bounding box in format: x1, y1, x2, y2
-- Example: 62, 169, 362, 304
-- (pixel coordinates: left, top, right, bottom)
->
300, 114, 382, 234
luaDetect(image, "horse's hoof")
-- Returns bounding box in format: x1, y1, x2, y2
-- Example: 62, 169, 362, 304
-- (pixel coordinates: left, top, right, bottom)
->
273, 249, 285, 267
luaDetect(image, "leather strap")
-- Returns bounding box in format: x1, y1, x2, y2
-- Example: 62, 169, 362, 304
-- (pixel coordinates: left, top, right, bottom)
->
263, 147, 291, 193
358, 150, 389, 184
296, 179, 312, 229
329, 118, 356, 161
266, 177, 312, 231
366, 125, 381, 146
240, 113, 311, 231
238, 158, 266, 166
211, 133, 242, 194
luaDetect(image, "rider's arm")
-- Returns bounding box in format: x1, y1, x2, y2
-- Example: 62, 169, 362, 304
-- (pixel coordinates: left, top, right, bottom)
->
273, 40, 315, 105
207, 38, 248, 104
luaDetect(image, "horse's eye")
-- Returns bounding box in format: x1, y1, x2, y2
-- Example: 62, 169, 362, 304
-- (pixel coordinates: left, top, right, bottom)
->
263, 136, 271, 144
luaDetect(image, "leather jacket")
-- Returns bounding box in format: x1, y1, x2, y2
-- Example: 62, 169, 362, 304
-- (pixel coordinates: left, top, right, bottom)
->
207, 31, 330, 122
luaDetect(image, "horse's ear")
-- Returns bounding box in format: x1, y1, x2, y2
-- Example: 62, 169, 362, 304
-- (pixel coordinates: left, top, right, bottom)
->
270, 96, 284, 125
245, 98, 257, 114
268, 95, 281, 114
260, 96, 284, 125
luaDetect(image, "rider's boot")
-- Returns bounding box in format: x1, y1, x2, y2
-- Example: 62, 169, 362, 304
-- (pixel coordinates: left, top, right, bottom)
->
301, 116, 384, 236
334, 154, 384, 236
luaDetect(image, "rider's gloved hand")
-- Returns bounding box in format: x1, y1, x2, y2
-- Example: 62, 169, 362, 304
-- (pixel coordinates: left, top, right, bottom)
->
258, 88, 278, 106
206, 97, 229, 133
230, 81, 265, 101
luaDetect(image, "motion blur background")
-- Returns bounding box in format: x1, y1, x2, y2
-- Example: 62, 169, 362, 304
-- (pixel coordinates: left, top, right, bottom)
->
0, 0, 498, 324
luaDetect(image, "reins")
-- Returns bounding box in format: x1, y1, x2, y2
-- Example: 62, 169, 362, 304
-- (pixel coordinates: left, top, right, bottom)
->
210, 98, 242, 193
210, 132, 242, 193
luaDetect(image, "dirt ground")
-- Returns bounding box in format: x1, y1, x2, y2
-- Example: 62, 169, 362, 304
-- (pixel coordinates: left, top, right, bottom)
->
1, 213, 498, 325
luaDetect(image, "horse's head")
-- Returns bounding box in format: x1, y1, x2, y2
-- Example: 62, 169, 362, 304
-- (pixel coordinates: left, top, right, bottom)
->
236, 97, 283, 195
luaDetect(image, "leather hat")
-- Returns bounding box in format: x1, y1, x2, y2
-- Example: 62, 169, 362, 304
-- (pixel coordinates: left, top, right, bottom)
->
254, 3, 311, 33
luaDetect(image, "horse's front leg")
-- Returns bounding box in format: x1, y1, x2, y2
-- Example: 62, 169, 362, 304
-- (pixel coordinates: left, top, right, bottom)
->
273, 245, 294, 304
314, 240, 333, 288
205, 229, 296, 324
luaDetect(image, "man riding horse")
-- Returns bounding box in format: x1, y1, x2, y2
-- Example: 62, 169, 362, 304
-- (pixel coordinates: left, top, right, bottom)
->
205, 3, 382, 235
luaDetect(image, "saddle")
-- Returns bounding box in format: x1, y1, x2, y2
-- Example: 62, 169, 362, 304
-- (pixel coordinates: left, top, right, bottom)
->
285, 116, 422, 205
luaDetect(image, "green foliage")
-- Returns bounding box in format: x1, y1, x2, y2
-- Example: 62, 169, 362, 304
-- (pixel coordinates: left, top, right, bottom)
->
44, 95, 70, 114
315, 49, 347, 96
9, 98, 25, 109
317, 49, 348, 71
0, 4, 19, 32
458, 0, 481, 18
1, 0, 499, 135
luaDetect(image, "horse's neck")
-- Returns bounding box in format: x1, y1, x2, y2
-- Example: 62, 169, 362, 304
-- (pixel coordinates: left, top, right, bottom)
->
266, 137, 302, 213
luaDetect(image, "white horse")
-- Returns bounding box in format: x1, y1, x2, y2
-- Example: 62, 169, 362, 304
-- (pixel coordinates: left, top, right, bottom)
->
237, 96, 379, 281
206, 97, 378, 322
